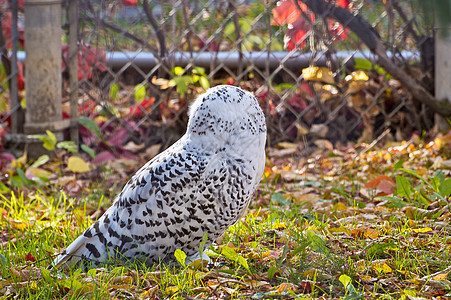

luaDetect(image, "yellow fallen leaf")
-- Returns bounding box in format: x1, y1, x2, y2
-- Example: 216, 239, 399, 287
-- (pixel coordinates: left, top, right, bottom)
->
243, 279, 269, 288
359, 274, 373, 281
11, 152, 27, 169
345, 70, 369, 82
302, 66, 335, 85
373, 262, 392, 273
301, 268, 318, 278
432, 273, 448, 281
93, 115, 108, 124
364, 228, 379, 239
140, 285, 158, 299
67, 156, 90, 173
276, 282, 297, 294
28, 167, 53, 179
188, 259, 209, 271
411, 227, 433, 233
5, 219, 33, 230
112, 275, 133, 285
335, 202, 347, 211
296, 123, 309, 135
166, 286, 179, 294
275, 142, 298, 149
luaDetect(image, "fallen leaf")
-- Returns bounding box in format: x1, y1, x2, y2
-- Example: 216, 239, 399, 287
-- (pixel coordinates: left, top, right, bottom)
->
276, 282, 298, 294
67, 156, 91, 173
432, 273, 448, 281
372, 261, 392, 273
302, 66, 335, 85
166, 286, 179, 294
364, 228, 379, 239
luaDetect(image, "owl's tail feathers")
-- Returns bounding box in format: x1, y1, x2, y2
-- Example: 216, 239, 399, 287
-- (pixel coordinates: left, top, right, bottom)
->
50, 235, 89, 269
50, 229, 106, 270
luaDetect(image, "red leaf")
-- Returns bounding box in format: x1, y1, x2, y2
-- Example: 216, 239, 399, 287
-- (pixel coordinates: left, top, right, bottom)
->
121, 0, 138, 6
107, 128, 129, 146
299, 280, 312, 292
350, 228, 365, 238
62, 42, 107, 80
337, 0, 351, 8
79, 125, 97, 146
92, 151, 115, 165
271, 0, 305, 26
129, 97, 155, 116
288, 93, 308, 112
0, 152, 15, 162
272, 0, 349, 50
25, 252, 36, 262
1, 10, 25, 48
327, 20, 349, 40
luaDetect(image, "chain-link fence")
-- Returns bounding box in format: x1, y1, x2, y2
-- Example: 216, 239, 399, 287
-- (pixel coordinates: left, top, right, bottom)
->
0, 0, 439, 156
0, 0, 24, 152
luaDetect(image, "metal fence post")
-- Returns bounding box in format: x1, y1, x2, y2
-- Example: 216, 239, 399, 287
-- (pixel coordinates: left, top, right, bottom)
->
68, 0, 79, 145
9, 0, 22, 136
24, 0, 68, 157
435, 22, 451, 130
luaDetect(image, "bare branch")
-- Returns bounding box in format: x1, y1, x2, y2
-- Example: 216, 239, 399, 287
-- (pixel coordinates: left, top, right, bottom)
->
300, 0, 451, 116
142, 0, 167, 58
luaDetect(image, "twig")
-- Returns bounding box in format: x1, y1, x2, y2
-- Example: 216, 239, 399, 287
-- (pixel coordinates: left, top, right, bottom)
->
142, 0, 167, 58
359, 128, 391, 155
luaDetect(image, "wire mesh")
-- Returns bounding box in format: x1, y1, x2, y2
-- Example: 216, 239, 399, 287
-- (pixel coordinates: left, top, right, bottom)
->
0, 0, 437, 154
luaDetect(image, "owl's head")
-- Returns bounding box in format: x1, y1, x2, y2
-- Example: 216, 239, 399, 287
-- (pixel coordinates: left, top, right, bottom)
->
187, 85, 266, 141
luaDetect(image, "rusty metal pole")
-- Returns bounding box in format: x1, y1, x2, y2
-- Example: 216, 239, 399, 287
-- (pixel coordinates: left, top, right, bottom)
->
24, 0, 69, 157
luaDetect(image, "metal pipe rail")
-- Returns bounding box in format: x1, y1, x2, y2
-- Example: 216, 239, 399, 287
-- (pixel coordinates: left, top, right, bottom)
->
16, 50, 419, 71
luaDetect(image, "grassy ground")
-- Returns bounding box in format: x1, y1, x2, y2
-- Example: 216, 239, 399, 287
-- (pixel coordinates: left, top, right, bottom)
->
0, 132, 450, 299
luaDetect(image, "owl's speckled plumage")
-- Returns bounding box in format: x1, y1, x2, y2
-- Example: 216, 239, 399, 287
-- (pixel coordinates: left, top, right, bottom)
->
52, 85, 266, 268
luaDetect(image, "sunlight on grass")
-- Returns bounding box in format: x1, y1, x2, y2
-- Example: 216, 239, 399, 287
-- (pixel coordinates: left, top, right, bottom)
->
0, 134, 450, 298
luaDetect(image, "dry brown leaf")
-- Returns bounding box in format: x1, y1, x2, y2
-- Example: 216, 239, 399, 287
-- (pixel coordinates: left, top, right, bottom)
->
123, 141, 146, 153
293, 193, 320, 204
314, 139, 333, 151
310, 124, 328, 138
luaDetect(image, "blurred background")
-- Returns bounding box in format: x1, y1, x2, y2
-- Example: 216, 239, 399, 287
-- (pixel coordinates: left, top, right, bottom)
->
0, 0, 448, 159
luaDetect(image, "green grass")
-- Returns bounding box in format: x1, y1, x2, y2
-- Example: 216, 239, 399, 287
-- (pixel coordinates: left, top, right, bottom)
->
0, 135, 450, 299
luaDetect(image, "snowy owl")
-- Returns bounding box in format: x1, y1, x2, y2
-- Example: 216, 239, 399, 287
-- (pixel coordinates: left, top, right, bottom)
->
52, 85, 267, 268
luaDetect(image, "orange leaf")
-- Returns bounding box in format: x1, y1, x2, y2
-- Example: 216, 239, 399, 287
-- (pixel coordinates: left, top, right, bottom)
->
433, 273, 448, 281
364, 175, 395, 189
364, 228, 379, 239
377, 179, 396, 195
350, 228, 365, 238
271, 0, 306, 26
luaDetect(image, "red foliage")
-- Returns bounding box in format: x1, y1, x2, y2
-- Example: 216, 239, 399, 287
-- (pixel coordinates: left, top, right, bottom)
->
62, 43, 107, 81
25, 252, 36, 262
1, 1, 25, 49
272, 0, 350, 50
129, 97, 155, 117
121, 0, 138, 6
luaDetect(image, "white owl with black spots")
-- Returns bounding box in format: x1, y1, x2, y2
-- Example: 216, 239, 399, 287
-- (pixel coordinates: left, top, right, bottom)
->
52, 85, 267, 268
